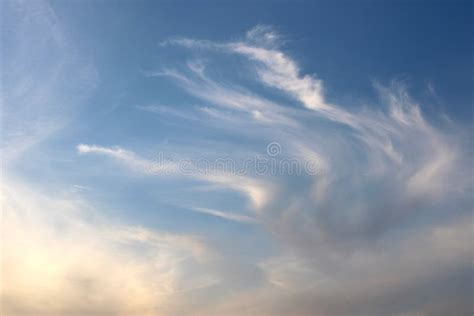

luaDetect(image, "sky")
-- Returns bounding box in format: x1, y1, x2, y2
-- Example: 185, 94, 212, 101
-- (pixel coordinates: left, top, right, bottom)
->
1, 1, 473, 315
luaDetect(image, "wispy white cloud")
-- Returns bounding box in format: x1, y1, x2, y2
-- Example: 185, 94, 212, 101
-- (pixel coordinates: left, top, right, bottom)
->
163, 28, 466, 202
230, 44, 330, 111
3, 19, 472, 316
147, 60, 300, 129
77, 144, 178, 175
143, 25, 472, 315
191, 207, 258, 224
0, 0, 99, 164
72, 184, 92, 191
245, 24, 283, 48
77, 144, 272, 210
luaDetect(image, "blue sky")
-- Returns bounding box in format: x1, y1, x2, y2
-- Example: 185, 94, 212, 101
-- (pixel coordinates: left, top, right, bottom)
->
1, 1, 473, 315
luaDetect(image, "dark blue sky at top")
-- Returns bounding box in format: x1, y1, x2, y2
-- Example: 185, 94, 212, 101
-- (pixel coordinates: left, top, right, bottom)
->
52, 0, 472, 122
